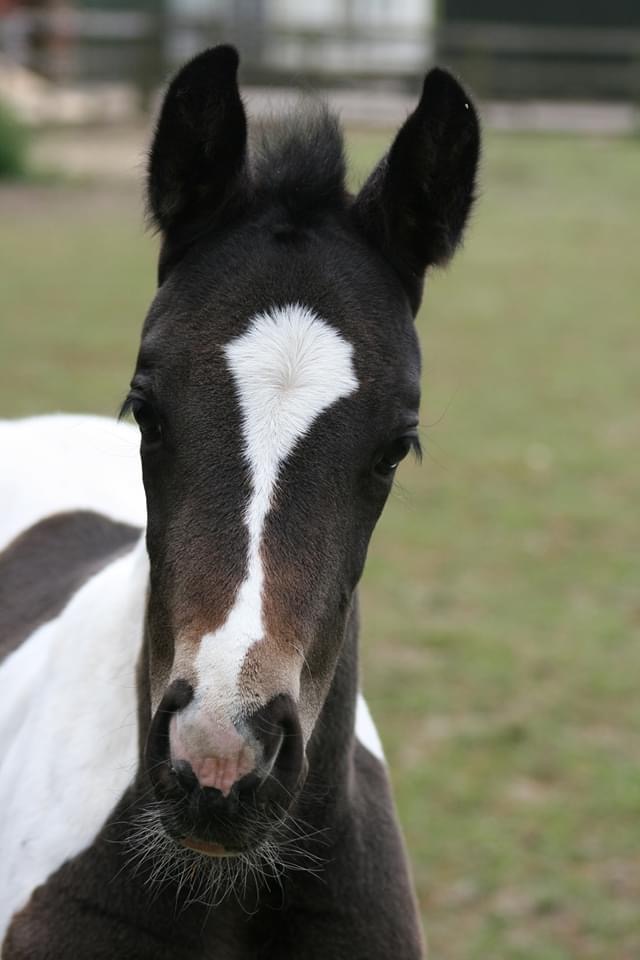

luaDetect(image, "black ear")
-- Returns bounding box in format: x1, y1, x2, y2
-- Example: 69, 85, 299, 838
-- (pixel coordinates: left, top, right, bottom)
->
147, 45, 247, 236
352, 68, 480, 312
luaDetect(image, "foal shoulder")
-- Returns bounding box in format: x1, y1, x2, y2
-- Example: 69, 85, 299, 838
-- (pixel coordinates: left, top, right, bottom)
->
0, 531, 147, 938
0, 510, 141, 664
0, 414, 144, 551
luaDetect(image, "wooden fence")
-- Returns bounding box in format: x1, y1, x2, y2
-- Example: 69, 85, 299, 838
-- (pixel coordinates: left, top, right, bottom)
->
1, 7, 639, 101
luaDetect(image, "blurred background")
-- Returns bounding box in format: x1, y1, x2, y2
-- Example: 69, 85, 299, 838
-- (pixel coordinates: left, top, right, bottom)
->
1, 2, 638, 958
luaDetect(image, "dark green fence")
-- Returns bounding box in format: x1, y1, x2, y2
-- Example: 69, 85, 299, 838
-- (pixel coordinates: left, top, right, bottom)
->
2, 2, 640, 102
438, 0, 640, 99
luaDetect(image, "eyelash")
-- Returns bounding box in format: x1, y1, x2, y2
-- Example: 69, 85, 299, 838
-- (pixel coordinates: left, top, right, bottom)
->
119, 394, 163, 446
374, 433, 422, 478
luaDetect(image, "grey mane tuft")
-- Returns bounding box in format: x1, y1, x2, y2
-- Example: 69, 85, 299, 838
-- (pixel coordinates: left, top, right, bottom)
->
250, 103, 346, 216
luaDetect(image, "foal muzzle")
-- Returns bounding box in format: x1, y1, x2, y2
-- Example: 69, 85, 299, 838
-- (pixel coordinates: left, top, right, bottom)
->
144, 680, 306, 852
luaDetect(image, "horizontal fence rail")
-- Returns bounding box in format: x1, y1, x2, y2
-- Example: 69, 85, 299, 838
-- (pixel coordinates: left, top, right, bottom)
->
1, 8, 639, 101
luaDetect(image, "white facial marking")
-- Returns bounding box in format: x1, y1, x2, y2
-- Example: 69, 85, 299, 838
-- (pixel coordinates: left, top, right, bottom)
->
191, 303, 358, 729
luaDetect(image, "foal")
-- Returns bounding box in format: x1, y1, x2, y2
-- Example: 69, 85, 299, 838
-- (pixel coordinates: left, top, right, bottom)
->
0, 46, 479, 958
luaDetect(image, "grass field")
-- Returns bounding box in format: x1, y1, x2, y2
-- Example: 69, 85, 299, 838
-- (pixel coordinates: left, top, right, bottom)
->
1, 130, 639, 959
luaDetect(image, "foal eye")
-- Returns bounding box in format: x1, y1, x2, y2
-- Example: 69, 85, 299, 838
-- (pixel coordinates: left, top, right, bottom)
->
131, 400, 162, 445
374, 434, 420, 478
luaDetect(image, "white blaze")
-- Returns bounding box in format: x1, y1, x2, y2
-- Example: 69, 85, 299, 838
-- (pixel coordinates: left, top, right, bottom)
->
192, 303, 358, 724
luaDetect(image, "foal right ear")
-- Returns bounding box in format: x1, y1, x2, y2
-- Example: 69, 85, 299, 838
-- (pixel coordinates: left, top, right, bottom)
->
147, 45, 247, 236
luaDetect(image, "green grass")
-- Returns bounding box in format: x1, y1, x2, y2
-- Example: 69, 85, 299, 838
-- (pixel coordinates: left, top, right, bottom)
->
1, 131, 639, 959
0, 100, 29, 179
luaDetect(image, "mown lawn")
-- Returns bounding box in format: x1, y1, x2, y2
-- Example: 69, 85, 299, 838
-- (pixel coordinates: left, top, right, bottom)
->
1, 130, 639, 959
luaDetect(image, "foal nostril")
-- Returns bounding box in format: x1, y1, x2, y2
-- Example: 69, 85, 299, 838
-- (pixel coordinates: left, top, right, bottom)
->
172, 758, 198, 794
248, 693, 304, 795
145, 678, 194, 797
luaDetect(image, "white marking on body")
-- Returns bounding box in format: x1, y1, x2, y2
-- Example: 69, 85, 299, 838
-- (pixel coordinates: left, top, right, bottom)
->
0, 415, 144, 551
187, 303, 358, 740
355, 693, 385, 762
0, 411, 383, 929
0, 535, 147, 936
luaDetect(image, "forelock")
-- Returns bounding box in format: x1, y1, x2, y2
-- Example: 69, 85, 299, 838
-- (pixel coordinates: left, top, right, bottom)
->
250, 104, 346, 218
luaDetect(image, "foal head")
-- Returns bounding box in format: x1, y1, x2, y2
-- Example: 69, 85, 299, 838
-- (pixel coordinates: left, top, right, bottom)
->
124, 46, 479, 857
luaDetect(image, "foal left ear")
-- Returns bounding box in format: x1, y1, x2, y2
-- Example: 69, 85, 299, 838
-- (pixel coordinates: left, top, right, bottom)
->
147, 45, 247, 236
352, 68, 480, 313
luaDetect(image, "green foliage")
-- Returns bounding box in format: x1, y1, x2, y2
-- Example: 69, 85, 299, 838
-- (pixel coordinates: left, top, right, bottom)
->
0, 100, 29, 179
0, 131, 639, 958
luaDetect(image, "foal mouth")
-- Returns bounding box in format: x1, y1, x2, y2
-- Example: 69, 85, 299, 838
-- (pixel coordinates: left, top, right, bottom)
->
179, 836, 234, 857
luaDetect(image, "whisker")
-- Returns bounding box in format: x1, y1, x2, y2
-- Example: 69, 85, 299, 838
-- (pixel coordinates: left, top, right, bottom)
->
116, 795, 331, 912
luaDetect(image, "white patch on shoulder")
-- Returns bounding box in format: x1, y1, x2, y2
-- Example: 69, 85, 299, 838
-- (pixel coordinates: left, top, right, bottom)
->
0, 536, 148, 936
191, 303, 358, 725
0, 415, 145, 551
355, 693, 385, 762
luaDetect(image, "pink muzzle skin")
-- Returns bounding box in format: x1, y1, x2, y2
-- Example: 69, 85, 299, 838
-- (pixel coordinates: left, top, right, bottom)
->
169, 713, 256, 796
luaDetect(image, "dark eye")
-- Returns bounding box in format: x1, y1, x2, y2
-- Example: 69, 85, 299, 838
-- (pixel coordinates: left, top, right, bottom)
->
374, 434, 420, 478
131, 399, 162, 447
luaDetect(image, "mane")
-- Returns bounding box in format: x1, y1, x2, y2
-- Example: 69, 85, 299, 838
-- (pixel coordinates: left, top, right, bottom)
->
250, 103, 347, 218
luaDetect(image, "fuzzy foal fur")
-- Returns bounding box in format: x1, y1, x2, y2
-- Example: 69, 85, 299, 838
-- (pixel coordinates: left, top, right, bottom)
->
1, 45, 479, 958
